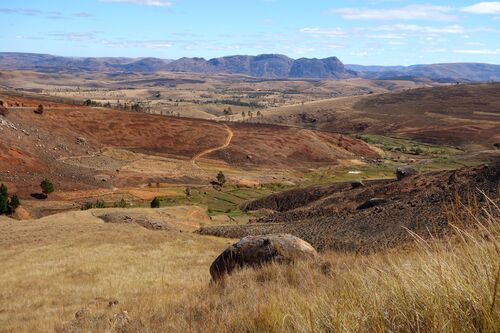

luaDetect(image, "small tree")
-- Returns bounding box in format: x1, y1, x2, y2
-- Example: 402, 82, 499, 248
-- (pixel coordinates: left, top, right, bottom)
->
40, 179, 54, 196
0, 183, 7, 197
9, 194, 20, 211
151, 197, 160, 208
184, 187, 191, 197
216, 171, 226, 187
0, 194, 8, 215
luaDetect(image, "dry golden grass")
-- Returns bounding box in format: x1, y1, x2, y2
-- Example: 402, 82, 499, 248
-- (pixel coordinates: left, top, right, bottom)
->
0, 198, 499, 332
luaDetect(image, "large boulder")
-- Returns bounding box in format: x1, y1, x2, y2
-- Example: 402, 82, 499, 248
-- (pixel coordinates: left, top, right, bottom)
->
209, 233, 317, 282
97, 213, 169, 230
396, 167, 417, 180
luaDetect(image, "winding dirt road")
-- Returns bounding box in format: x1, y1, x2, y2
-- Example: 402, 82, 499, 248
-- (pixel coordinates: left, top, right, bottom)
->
191, 123, 233, 168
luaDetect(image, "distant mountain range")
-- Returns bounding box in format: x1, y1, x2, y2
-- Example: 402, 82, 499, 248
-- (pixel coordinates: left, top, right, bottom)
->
1, 52, 499, 82
346, 63, 500, 82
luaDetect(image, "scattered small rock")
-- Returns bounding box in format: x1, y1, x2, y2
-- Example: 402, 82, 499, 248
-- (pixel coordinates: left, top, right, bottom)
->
396, 167, 418, 180
76, 136, 87, 145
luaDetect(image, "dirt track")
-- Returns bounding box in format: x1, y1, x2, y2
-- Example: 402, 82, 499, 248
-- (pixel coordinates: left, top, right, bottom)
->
191, 123, 233, 168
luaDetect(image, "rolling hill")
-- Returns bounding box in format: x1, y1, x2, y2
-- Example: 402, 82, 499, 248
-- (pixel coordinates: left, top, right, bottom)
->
258, 83, 500, 148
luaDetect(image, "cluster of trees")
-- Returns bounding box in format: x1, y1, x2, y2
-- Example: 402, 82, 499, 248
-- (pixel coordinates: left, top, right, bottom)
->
213, 99, 263, 108
240, 110, 263, 119
0, 184, 20, 215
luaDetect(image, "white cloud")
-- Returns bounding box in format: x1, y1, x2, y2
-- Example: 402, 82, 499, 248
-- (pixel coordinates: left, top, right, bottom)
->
464, 41, 484, 46
143, 42, 172, 48
101, 39, 174, 48
350, 51, 370, 56
365, 34, 406, 39
461, 2, 500, 14
49, 32, 98, 41
331, 5, 456, 21
387, 41, 408, 45
424, 48, 448, 53
453, 48, 500, 54
300, 28, 346, 37
371, 24, 493, 35
99, 0, 173, 7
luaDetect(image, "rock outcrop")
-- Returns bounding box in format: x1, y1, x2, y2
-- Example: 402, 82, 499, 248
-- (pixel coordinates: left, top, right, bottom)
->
210, 233, 317, 282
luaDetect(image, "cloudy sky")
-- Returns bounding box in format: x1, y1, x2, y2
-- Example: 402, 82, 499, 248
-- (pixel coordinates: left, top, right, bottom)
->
0, 0, 499, 65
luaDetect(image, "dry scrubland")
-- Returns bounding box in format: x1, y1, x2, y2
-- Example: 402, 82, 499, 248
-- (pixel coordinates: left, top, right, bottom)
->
0, 199, 499, 332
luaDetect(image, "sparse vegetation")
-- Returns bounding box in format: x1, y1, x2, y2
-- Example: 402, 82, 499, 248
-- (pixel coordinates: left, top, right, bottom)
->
40, 179, 54, 196
95, 199, 106, 209
114, 198, 128, 208
81, 202, 93, 210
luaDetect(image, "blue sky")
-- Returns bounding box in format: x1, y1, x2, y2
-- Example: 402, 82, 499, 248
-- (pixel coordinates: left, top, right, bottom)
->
0, 0, 499, 65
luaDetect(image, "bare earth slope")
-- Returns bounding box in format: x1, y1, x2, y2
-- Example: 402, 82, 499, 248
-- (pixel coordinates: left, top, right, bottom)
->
199, 163, 500, 252
0, 92, 380, 196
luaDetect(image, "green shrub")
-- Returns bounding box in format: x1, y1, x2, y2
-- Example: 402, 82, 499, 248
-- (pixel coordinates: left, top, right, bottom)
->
40, 179, 54, 196
81, 202, 93, 210
95, 200, 106, 209
216, 171, 226, 187
151, 197, 160, 208
114, 198, 128, 208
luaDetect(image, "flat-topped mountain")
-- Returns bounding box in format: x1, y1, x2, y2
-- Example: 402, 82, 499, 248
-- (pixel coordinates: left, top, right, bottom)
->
0, 52, 353, 78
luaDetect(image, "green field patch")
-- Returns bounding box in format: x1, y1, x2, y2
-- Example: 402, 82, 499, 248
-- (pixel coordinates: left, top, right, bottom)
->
355, 133, 463, 156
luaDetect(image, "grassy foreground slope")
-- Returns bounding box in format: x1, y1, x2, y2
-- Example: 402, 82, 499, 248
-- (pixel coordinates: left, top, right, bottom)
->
0, 198, 499, 332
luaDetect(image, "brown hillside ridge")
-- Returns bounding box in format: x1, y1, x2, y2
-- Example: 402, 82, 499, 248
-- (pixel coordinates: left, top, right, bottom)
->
199, 163, 500, 252
261, 83, 500, 148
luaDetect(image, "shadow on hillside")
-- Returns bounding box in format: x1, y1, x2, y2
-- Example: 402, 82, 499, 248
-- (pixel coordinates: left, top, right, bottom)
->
30, 193, 47, 200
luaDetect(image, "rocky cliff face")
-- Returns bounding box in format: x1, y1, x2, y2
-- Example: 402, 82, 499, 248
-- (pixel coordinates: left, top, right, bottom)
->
0, 52, 355, 79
